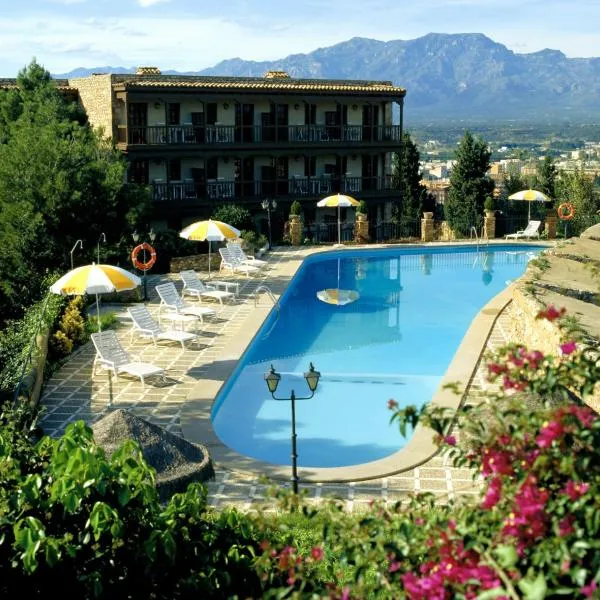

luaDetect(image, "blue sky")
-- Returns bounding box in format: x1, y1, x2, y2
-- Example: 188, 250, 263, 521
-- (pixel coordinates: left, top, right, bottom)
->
2, 0, 599, 76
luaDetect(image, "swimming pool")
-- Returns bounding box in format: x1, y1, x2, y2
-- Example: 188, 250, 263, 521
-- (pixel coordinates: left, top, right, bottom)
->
212, 244, 544, 468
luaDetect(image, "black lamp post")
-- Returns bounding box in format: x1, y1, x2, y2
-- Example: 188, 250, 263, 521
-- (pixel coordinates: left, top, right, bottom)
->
264, 362, 320, 495
261, 198, 277, 250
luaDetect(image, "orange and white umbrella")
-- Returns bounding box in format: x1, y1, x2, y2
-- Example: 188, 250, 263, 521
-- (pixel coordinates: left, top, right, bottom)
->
50, 263, 141, 330
180, 219, 241, 278
316, 258, 360, 306
317, 194, 360, 245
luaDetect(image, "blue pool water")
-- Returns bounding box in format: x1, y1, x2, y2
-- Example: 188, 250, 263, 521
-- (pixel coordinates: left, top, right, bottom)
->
212, 245, 544, 468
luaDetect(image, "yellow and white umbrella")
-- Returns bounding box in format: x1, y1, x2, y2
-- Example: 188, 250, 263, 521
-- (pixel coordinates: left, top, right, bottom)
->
508, 189, 551, 221
50, 263, 141, 330
316, 194, 361, 246
316, 258, 360, 306
180, 219, 241, 279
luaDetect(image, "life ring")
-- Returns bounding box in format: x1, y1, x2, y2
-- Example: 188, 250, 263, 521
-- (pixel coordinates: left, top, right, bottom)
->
557, 202, 575, 221
131, 242, 157, 271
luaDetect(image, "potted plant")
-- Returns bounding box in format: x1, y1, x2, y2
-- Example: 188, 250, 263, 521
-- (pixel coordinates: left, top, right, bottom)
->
289, 200, 302, 220
356, 200, 368, 222
484, 196, 495, 217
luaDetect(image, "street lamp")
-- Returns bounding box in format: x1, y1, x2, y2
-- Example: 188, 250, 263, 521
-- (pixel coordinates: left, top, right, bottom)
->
97, 232, 106, 264
70, 239, 83, 270
132, 230, 147, 301
261, 198, 277, 250
264, 362, 320, 495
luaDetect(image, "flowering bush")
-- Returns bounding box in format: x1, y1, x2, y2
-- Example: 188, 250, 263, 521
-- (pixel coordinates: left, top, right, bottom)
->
254, 305, 600, 598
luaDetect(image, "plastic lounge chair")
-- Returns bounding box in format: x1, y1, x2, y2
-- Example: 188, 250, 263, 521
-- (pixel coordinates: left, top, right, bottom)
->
180, 270, 235, 305
218, 247, 260, 277
155, 282, 216, 323
91, 330, 165, 387
226, 241, 268, 268
127, 305, 197, 349
505, 220, 541, 240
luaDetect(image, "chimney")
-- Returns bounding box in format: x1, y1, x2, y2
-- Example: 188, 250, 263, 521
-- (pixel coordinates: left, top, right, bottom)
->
136, 66, 162, 76
263, 70, 290, 79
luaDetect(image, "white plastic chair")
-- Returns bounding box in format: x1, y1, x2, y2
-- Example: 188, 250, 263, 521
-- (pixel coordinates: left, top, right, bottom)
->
180, 270, 234, 305
127, 305, 197, 349
91, 331, 165, 387
505, 220, 541, 240
218, 248, 260, 277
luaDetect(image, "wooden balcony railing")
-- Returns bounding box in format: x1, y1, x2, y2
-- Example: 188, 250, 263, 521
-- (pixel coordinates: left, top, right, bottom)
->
151, 175, 395, 202
124, 124, 402, 146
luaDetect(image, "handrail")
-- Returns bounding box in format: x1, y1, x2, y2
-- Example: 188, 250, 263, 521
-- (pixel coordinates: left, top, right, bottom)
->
254, 285, 280, 339
470, 226, 480, 254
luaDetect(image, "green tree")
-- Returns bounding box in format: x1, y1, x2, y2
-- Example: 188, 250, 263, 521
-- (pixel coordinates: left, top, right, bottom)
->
0, 60, 148, 322
211, 203, 254, 231
535, 155, 558, 199
555, 168, 600, 234
502, 163, 526, 196
445, 131, 494, 236
391, 133, 435, 222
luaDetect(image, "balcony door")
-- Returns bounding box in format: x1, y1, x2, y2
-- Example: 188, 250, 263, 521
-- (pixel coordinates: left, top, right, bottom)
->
128, 102, 147, 144
362, 155, 378, 190
129, 159, 149, 184
235, 158, 254, 197
235, 103, 254, 142
276, 104, 289, 142
362, 105, 379, 141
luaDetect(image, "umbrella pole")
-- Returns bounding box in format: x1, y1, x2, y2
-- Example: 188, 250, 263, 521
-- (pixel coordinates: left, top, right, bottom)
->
96, 294, 101, 332
338, 205, 341, 245
208, 240, 211, 280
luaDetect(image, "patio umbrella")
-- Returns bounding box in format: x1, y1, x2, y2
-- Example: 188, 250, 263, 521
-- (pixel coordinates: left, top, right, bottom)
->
50, 263, 141, 331
317, 257, 360, 306
317, 193, 360, 246
508, 189, 551, 221
179, 219, 241, 279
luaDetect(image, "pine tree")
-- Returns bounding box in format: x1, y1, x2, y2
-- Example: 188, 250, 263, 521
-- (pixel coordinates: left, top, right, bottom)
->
391, 133, 435, 223
536, 156, 558, 199
445, 131, 494, 236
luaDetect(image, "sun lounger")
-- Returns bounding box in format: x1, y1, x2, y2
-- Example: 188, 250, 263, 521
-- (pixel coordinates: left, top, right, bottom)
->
180, 270, 235, 305
218, 247, 260, 277
155, 282, 216, 323
505, 220, 541, 240
91, 330, 165, 387
127, 305, 197, 349
226, 241, 268, 268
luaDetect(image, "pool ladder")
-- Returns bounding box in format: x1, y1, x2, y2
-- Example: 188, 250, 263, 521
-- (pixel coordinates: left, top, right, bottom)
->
254, 285, 280, 339
470, 226, 490, 268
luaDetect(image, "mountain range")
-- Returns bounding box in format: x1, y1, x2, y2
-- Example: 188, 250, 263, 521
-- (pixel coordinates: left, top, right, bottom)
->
55, 33, 600, 123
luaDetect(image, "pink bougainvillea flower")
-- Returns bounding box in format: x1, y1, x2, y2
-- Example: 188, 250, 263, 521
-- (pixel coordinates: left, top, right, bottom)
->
558, 516, 575, 536
444, 435, 457, 446
562, 480, 590, 501
310, 546, 324, 561
488, 362, 507, 375
340, 586, 351, 600
482, 448, 514, 476
536, 305, 566, 321
536, 420, 564, 448
482, 477, 502, 509
387, 399, 399, 410
567, 405, 597, 428
580, 581, 598, 598
560, 341, 577, 355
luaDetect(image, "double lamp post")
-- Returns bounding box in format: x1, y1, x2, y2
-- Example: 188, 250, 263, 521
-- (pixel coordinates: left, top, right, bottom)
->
132, 229, 156, 301
264, 362, 320, 495
261, 198, 277, 250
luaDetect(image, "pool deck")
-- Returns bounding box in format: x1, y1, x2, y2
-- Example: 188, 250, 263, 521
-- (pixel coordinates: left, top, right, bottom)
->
38, 242, 543, 510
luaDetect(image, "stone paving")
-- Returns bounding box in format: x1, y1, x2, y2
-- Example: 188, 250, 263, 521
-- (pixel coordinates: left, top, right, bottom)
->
38, 246, 513, 511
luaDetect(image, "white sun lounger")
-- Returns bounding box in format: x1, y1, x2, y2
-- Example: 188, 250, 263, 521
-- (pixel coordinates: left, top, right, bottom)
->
127, 305, 197, 349
226, 241, 268, 268
180, 270, 235, 305
91, 330, 165, 387
218, 247, 260, 277
505, 220, 541, 240
155, 282, 217, 323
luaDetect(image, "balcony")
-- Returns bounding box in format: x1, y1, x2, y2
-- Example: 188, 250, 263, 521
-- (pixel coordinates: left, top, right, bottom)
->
118, 124, 402, 147
151, 175, 395, 203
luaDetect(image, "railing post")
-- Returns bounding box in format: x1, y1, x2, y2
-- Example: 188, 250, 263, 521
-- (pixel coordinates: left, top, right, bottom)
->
421, 212, 435, 242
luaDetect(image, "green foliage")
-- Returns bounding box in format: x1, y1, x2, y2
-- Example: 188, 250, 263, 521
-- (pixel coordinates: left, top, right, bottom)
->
290, 200, 302, 216
555, 168, 600, 236
0, 60, 148, 322
0, 283, 65, 399
150, 229, 197, 273
535, 155, 558, 199
484, 195, 495, 211
445, 131, 495, 236
240, 230, 267, 254
84, 312, 118, 336
392, 133, 435, 221
48, 330, 73, 358
211, 203, 254, 231
0, 409, 263, 598
357, 199, 368, 215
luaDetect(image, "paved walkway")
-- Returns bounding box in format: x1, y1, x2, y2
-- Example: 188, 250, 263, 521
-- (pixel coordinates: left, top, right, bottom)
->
39, 246, 512, 511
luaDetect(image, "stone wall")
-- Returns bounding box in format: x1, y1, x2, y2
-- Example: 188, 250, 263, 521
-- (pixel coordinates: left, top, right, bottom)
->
69, 74, 115, 139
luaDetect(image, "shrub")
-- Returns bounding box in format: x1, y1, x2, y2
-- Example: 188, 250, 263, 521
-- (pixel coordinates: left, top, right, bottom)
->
212, 204, 254, 231
241, 230, 267, 254
49, 329, 73, 358
58, 296, 86, 345
484, 195, 495, 211
150, 229, 197, 273
0, 409, 264, 598
290, 200, 302, 216
357, 200, 368, 215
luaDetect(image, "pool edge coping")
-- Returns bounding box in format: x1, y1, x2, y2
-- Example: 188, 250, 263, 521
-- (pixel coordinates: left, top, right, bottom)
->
180, 242, 547, 483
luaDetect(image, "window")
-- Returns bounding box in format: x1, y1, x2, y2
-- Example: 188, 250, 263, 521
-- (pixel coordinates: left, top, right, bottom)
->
129, 159, 148, 184
206, 103, 217, 125
167, 103, 180, 125
206, 157, 218, 179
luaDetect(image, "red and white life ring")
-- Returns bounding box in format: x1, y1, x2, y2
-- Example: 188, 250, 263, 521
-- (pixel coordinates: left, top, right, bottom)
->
131, 242, 157, 271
